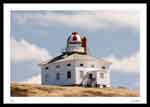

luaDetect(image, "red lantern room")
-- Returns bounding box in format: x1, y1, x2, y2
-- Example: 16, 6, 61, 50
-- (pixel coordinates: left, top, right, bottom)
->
66, 32, 87, 54
68, 32, 82, 44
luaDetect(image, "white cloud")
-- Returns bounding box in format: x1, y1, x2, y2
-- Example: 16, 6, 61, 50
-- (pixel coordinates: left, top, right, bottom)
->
105, 52, 139, 72
20, 74, 41, 84
11, 38, 51, 63
14, 11, 139, 30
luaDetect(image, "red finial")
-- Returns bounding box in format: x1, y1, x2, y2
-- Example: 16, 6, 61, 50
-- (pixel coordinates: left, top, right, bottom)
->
72, 32, 78, 35
72, 32, 78, 41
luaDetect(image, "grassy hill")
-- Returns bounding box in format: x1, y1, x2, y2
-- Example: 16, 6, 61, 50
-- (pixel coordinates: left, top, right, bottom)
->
11, 83, 139, 97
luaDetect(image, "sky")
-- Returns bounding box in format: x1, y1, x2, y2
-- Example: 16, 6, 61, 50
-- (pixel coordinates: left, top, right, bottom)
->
11, 10, 140, 90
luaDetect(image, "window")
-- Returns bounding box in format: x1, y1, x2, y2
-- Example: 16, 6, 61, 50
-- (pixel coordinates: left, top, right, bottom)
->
56, 65, 60, 68
45, 67, 48, 70
102, 66, 106, 69
67, 63, 71, 67
80, 64, 84, 67
80, 71, 84, 78
91, 65, 95, 68
100, 73, 104, 79
67, 71, 71, 79
56, 72, 60, 80
45, 73, 48, 82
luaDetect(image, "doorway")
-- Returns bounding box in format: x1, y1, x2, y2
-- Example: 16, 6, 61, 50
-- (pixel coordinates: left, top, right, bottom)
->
86, 73, 96, 87
88, 73, 93, 80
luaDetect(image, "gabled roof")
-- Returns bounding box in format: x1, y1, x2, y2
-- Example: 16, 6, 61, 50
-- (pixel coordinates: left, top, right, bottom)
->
39, 52, 111, 66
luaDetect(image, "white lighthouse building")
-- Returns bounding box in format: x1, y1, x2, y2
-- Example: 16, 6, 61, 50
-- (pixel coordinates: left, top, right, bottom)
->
39, 32, 112, 88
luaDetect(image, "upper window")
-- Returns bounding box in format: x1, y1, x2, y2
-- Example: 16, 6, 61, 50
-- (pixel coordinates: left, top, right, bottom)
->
91, 65, 95, 68
67, 63, 71, 67
80, 64, 84, 67
56, 65, 60, 68
45, 67, 48, 70
102, 66, 106, 69
67, 71, 71, 79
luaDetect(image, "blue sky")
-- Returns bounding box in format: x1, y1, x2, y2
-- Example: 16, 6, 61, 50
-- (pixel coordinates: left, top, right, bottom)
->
11, 10, 140, 89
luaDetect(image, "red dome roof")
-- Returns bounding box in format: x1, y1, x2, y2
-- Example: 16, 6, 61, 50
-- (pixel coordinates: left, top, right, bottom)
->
68, 32, 82, 43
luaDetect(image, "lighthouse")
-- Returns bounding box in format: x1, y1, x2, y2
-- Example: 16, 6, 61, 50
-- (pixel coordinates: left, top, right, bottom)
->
39, 32, 112, 88
66, 32, 87, 54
